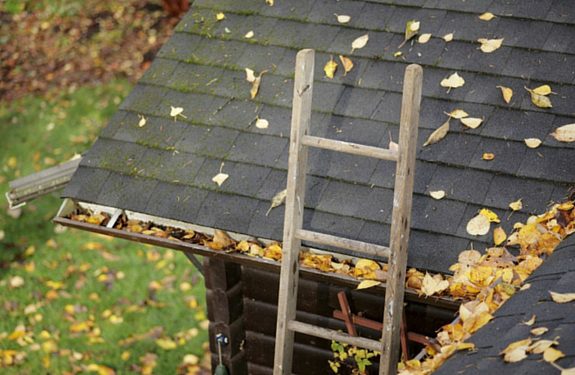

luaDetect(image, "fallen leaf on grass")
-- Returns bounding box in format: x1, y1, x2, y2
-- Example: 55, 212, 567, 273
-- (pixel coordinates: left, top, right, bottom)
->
493, 227, 507, 246
156, 338, 177, 350
550, 291, 575, 303
421, 272, 449, 296
531, 327, 548, 336
351, 34, 369, 52
509, 199, 523, 211
443, 33, 454, 42
423, 119, 449, 146
440, 72, 465, 91
255, 118, 269, 129
335, 14, 351, 24
479, 12, 496, 21
460, 117, 483, 129
524, 138, 542, 148
467, 214, 490, 236
339, 55, 354, 75
497, 86, 513, 103
430, 190, 446, 200
551, 124, 575, 142
266, 189, 287, 216
324, 57, 338, 78
9, 276, 24, 288
418, 33, 431, 44
357, 279, 381, 290
478, 38, 503, 53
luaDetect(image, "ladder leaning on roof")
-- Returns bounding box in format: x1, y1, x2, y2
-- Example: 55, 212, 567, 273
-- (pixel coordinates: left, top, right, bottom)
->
273, 49, 422, 375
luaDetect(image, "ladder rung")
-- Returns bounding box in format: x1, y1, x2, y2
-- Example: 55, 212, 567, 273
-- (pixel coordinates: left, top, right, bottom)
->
296, 229, 391, 259
301, 135, 398, 161
288, 320, 382, 352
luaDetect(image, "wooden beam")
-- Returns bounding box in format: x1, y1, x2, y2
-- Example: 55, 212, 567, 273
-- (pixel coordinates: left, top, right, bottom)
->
301, 135, 398, 161
296, 229, 391, 259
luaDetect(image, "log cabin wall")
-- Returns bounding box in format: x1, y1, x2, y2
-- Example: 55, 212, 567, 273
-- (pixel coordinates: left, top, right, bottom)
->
205, 259, 457, 374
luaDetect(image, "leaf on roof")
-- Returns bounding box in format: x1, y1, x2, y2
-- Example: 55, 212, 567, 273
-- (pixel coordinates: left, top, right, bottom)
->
525, 86, 553, 108
207, 229, 234, 250
423, 119, 449, 147
351, 34, 369, 52
418, 33, 431, 44
138, 115, 147, 127
482, 152, 495, 161
496, 85, 513, 104
266, 189, 287, 216
212, 173, 228, 187
215, 12, 225, 21
245, 68, 256, 83
529, 339, 559, 354
493, 227, 506, 246
460, 117, 483, 129
478, 38, 503, 53
265, 0, 274, 5
501, 338, 531, 363
543, 347, 565, 363
524, 138, 542, 148
339, 55, 354, 75
399, 20, 420, 48
335, 14, 351, 24
530, 327, 548, 336
466, 214, 490, 236
357, 279, 381, 290
440, 72, 465, 91
420, 272, 449, 297
169, 106, 186, 120
443, 33, 453, 42
551, 124, 575, 142
429, 190, 446, 200
393, 51, 403, 58
522, 314, 536, 326
550, 291, 575, 303
244, 30, 254, 39
324, 56, 338, 79
245, 69, 267, 99
445, 109, 469, 119
479, 12, 496, 21
509, 199, 522, 211
255, 118, 269, 129
532, 84, 554, 95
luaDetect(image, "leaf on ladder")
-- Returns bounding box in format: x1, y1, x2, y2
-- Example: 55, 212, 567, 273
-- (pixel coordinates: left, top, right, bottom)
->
266, 189, 287, 216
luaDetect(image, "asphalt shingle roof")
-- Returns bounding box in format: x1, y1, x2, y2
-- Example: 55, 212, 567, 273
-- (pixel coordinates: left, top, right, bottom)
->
64, 0, 575, 275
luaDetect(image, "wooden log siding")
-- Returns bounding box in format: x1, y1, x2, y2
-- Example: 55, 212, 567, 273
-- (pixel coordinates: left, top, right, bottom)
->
203, 263, 458, 374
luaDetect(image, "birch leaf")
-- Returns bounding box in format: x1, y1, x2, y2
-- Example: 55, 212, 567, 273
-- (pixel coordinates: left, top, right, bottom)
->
530, 327, 548, 336
509, 199, 522, 211
351, 34, 369, 52
248, 70, 267, 99
478, 38, 504, 53
170, 106, 186, 120
446, 109, 469, 119
440, 72, 465, 90
493, 227, 507, 246
324, 57, 338, 79
479, 12, 496, 21
524, 138, 542, 148
460, 117, 483, 129
255, 118, 269, 129
544, 348, 565, 363
339, 55, 354, 75
266, 189, 287, 216
497, 86, 513, 103
423, 119, 449, 147
480, 208, 500, 223
421, 273, 449, 296
245, 68, 256, 83
212, 173, 229, 187
215, 12, 225, 21
532, 84, 553, 96
550, 291, 575, 303
467, 214, 490, 236
443, 33, 453, 42
138, 115, 147, 127
418, 33, 431, 44
530, 340, 557, 354
501, 338, 532, 363
551, 124, 575, 142
482, 152, 495, 161
522, 314, 536, 326
400, 20, 420, 47
430, 190, 446, 200
525, 86, 553, 108
357, 280, 381, 290
244, 30, 254, 39
335, 14, 351, 24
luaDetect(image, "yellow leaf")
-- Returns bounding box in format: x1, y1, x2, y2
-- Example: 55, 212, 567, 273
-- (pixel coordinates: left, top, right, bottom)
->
244, 30, 254, 39
466, 214, 490, 236
156, 338, 177, 350
551, 123, 575, 142
445, 109, 468, 119
255, 118, 269, 129
430, 190, 446, 200
550, 291, 575, 303
423, 119, 449, 147
323, 57, 338, 79
525, 87, 553, 108
244, 68, 256, 83
265, 0, 273, 5
421, 273, 449, 296
479, 12, 496, 21
351, 34, 369, 52
211, 172, 228, 187
529, 339, 559, 354
211, 229, 234, 249
443, 33, 454, 42
530, 327, 548, 336
338, 55, 354, 75
532, 84, 553, 96
478, 38, 504, 53
493, 227, 506, 246
121, 351, 131, 361
357, 280, 381, 290
522, 314, 536, 326
335, 14, 351, 24
393, 51, 402, 58
138, 115, 147, 127
543, 347, 565, 363
9, 276, 24, 288
460, 117, 483, 129
401, 20, 420, 46
215, 12, 225, 21
524, 138, 542, 148
500, 338, 532, 363
482, 152, 495, 161
479, 209, 500, 224
418, 33, 431, 44
496, 86, 513, 103
266, 189, 287, 216
440, 72, 465, 90
509, 199, 523, 211
169, 106, 186, 120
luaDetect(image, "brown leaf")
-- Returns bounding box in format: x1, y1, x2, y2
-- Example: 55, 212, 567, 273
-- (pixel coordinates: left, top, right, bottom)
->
338, 55, 354, 75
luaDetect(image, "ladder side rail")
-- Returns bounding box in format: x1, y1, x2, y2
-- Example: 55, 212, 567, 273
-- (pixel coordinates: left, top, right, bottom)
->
379, 64, 422, 375
273, 49, 315, 375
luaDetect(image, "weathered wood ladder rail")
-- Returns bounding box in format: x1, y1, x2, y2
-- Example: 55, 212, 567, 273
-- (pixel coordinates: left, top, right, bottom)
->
273, 49, 422, 375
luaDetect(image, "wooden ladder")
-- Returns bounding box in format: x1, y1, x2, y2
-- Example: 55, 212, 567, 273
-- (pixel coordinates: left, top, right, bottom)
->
273, 49, 422, 375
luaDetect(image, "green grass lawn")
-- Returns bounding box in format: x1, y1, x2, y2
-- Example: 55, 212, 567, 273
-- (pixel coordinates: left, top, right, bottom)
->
0, 82, 209, 374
